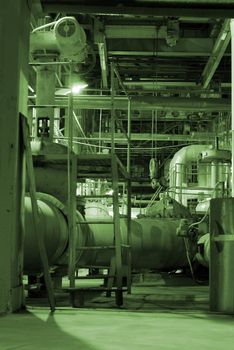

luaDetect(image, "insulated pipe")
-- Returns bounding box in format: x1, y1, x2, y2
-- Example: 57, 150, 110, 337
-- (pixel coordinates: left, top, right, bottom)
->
169, 145, 211, 201
23, 196, 189, 273
53, 95, 231, 112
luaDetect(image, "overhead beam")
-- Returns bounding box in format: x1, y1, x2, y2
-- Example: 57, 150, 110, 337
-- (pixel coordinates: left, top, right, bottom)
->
201, 19, 231, 89
89, 132, 216, 143
105, 25, 168, 39
107, 38, 215, 57
41, 2, 234, 19
105, 25, 209, 40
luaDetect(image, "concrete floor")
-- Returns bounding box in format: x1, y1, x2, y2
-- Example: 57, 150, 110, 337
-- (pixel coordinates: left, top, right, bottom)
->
0, 274, 234, 350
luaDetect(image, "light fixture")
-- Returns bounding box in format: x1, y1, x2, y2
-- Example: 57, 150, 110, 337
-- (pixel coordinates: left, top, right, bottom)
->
71, 82, 88, 94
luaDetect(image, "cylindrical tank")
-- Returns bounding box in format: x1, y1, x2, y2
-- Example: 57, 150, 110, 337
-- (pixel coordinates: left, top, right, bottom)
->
78, 218, 188, 270
24, 196, 68, 273
210, 198, 234, 314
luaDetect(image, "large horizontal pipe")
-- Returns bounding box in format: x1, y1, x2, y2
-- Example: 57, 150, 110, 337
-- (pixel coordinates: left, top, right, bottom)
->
48, 95, 231, 112
78, 218, 189, 270
23, 195, 189, 273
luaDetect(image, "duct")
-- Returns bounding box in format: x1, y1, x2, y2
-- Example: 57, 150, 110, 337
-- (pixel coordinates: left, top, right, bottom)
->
30, 16, 87, 63
23, 196, 190, 273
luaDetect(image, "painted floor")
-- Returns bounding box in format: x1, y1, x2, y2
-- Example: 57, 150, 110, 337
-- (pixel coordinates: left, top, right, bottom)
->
0, 274, 234, 350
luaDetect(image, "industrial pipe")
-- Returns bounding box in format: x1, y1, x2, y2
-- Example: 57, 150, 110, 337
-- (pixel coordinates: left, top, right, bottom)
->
23, 195, 189, 273
78, 218, 189, 270
169, 144, 211, 202
53, 95, 231, 112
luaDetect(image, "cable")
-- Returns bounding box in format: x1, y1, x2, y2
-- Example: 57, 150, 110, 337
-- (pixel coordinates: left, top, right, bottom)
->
183, 237, 195, 280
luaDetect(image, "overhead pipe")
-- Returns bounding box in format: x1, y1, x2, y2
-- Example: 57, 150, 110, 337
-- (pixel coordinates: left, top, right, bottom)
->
51, 95, 231, 112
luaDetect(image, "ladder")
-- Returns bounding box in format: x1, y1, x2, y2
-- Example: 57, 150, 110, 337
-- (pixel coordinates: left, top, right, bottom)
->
146, 185, 163, 210
69, 154, 130, 307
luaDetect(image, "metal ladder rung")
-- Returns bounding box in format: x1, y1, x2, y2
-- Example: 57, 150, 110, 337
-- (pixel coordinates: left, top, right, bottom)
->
121, 244, 130, 248
77, 245, 115, 251
77, 195, 114, 199
75, 275, 115, 279
76, 244, 129, 251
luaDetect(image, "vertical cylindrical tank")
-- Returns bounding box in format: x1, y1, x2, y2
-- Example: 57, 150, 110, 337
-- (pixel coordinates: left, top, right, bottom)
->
210, 198, 234, 314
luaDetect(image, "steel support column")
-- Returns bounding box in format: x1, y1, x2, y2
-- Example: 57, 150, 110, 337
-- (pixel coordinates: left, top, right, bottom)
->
0, 0, 30, 314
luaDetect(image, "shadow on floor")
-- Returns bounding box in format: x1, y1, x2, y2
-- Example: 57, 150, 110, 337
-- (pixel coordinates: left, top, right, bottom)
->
0, 309, 99, 350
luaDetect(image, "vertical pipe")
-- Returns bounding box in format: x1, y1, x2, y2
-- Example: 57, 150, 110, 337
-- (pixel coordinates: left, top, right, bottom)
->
67, 92, 76, 288
231, 19, 234, 197
36, 66, 55, 141
211, 161, 219, 198
127, 99, 132, 293
127, 99, 131, 173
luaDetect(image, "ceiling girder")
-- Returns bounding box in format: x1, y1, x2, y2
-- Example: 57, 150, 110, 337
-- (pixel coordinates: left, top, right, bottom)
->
41, 2, 234, 18
201, 19, 231, 89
